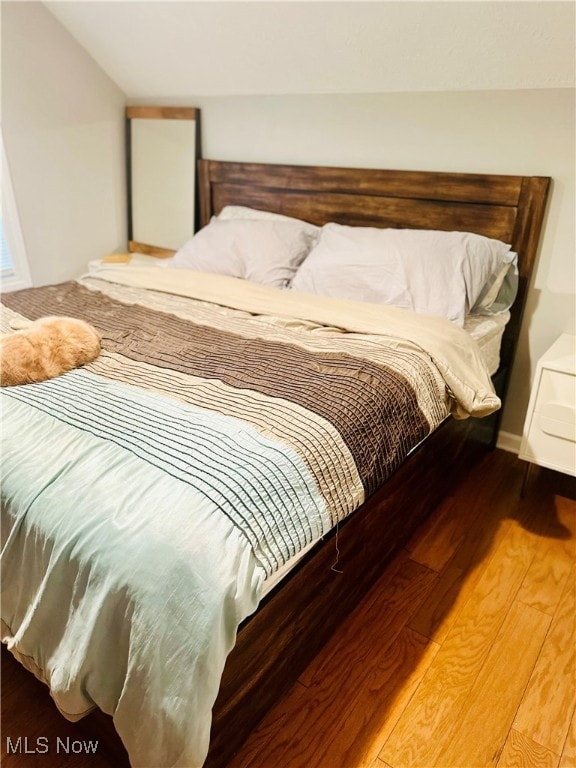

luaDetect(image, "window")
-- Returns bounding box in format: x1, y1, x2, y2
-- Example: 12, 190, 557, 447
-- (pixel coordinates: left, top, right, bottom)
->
1, 130, 32, 292
1, 218, 13, 274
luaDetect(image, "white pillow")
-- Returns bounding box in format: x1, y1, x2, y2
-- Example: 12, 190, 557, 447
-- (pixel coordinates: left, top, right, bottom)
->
290, 224, 512, 326
472, 252, 518, 315
169, 218, 318, 288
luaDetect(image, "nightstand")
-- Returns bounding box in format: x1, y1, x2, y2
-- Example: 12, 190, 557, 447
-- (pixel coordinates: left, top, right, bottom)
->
519, 334, 576, 479
88, 253, 168, 273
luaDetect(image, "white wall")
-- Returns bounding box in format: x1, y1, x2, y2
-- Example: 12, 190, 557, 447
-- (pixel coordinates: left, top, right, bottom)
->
141, 90, 574, 440
1, 2, 126, 287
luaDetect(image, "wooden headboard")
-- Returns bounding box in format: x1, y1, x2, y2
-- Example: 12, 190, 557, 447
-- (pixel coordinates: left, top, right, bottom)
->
198, 159, 550, 393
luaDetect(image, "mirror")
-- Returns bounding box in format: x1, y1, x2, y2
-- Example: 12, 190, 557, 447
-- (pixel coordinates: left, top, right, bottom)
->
126, 106, 200, 256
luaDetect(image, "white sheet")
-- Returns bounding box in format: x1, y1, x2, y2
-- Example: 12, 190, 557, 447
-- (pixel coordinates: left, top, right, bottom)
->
464, 311, 510, 376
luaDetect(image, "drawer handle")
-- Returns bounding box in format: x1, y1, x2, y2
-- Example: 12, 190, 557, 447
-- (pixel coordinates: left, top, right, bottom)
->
538, 414, 576, 442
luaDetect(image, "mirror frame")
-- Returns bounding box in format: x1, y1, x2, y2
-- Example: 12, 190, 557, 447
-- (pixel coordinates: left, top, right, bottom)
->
126, 106, 201, 257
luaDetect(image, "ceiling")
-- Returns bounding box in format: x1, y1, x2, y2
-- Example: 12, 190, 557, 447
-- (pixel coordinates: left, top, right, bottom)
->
45, 1, 575, 99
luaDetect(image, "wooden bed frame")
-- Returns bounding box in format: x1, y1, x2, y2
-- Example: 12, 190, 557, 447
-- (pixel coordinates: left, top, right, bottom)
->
198, 160, 550, 767
74, 161, 551, 766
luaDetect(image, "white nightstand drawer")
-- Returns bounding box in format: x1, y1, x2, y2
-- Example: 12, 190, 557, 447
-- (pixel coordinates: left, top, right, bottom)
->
520, 334, 576, 479
524, 421, 576, 475
536, 370, 576, 411
538, 406, 576, 442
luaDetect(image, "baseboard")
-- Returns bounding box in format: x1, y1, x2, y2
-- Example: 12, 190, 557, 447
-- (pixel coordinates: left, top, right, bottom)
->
496, 430, 522, 454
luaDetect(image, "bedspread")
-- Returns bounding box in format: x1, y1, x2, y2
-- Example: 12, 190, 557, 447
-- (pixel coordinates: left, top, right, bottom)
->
0, 269, 499, 767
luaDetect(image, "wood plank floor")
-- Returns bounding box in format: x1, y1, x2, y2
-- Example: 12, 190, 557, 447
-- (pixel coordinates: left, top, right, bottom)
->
2, 449, 574, 768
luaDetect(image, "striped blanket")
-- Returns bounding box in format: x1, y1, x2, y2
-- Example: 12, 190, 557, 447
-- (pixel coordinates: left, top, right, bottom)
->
0, 269, 498, 767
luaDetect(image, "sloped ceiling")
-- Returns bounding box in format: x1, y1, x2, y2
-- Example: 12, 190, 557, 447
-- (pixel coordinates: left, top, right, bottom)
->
45, 1, 574, 98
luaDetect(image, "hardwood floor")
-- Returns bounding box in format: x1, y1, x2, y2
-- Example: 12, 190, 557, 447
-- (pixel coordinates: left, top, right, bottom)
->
2, 449, 574, 767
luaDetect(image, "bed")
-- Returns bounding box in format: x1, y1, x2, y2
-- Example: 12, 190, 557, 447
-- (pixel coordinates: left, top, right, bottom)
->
0, 160, 550, 767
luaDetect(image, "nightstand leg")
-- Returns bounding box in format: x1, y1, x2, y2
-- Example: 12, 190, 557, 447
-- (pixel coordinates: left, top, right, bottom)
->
520, 461, 533, 498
